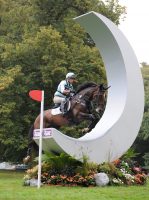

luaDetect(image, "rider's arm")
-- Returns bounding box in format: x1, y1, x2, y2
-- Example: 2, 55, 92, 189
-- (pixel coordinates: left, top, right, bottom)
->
63, 89, 70, 95
59, 81, 70, 95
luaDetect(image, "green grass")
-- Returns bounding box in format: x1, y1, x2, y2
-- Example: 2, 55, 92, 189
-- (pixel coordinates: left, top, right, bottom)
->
0, 170, 149, 200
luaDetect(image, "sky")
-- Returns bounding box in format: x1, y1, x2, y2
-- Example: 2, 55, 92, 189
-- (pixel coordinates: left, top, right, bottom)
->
118, 0, 149, 64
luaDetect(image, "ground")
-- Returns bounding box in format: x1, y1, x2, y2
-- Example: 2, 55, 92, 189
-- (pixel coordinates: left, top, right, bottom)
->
0, 170, 149, 200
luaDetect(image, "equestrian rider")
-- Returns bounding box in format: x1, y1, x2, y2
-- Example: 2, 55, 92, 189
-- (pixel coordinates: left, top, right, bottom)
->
53, 72, 77, 114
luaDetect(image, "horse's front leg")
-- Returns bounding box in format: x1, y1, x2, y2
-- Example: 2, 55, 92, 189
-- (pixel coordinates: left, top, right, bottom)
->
78, 112, 95, 121
83, 117, 99, 133
77, 112, 96, 133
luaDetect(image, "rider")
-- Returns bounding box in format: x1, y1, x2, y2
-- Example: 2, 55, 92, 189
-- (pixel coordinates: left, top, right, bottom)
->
53, 72, 77, 114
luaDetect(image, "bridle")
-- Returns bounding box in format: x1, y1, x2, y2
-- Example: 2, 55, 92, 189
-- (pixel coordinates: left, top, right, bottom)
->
92, 86, 106, 114
70, 84, 108, 115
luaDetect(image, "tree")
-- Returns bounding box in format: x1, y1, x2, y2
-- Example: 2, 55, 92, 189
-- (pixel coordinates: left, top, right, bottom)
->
133, 66, 149, 165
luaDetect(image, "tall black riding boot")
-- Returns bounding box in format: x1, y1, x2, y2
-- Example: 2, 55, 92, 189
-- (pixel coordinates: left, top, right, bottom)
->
60, 101, 67, 115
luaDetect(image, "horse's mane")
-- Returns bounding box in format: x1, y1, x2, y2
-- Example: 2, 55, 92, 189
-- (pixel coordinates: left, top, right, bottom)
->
76, 82, 97, 94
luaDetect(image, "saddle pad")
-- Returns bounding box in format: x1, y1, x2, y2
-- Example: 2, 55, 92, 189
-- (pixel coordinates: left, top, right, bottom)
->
51, 107, 62, 115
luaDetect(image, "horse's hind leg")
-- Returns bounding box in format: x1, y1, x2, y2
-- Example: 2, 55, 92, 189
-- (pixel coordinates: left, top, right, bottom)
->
28, 142, 39, 167
23, 141, 38, 164
23, 125, 35, 163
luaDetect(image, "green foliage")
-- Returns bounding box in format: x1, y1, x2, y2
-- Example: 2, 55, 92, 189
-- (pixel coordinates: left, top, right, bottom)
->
97, 160, 147, 186
143, 153, 149, 170
24, 153, 147, 187
32, 0, 126, 26
41, 152, 82, 176
133, 66, 149, 165
0, 66, 21, 91
98, 162, 123, 178
34, 152, 97, 178
76, 156, 91, 177
121, 148, 140, 161
139, 66, 149, 140
98, 0, 126, 25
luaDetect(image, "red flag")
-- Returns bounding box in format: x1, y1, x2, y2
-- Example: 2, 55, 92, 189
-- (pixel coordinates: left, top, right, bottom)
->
29, 90, 42, 102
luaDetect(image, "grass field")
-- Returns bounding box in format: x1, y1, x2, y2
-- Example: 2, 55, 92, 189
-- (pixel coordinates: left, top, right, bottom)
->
0, 170, 149, 200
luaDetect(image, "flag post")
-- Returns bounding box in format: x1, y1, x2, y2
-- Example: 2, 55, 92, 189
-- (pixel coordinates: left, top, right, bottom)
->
37, 90, 44, 188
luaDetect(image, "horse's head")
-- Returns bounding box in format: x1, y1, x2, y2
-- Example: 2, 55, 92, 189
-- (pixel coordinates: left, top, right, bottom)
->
73, 82, 110, 117
92, 84, 110, 114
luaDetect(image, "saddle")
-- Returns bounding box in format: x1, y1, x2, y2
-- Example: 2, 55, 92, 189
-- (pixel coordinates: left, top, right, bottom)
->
52, 99, 71, 116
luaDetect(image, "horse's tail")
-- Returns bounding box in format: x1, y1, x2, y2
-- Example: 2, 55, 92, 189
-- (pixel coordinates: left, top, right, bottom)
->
28, 124, 34, 142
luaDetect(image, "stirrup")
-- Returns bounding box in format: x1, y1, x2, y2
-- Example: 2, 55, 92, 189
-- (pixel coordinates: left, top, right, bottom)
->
53, 103, 60, 108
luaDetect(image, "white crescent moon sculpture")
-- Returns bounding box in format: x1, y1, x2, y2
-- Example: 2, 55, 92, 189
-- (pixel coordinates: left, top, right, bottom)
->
34, 11, 144, 164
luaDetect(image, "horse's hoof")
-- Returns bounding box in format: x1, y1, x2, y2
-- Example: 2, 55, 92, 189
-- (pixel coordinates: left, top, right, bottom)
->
82, 128, 90, 134
23, 156, 31, 164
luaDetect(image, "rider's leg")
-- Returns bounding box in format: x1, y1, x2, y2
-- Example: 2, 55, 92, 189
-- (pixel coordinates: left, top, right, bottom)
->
53, 96, 66, 114
53, 96, 63, 108
60, 98, 67, 114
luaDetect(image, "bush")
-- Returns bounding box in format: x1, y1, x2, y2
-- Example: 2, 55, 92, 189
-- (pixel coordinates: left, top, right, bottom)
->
24, 152, 147, 187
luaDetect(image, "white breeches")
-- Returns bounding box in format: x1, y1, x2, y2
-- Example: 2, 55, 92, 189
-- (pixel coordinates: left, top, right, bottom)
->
53, 96, 65, 104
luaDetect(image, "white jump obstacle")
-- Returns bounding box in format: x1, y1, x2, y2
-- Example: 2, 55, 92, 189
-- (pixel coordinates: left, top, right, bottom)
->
33, 11, 144, 164
33, 128, 64, 154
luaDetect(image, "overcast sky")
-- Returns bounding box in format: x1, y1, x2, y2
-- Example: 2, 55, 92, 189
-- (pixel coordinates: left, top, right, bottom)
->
118, 0, 149, 64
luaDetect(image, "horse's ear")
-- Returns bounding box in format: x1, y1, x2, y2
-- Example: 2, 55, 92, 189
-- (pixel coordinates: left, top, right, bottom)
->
99, 84, 111, 91
105, 85, 111, 90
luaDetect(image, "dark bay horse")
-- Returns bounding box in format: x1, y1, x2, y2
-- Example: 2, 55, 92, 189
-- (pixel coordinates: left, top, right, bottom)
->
24, 82, 109, 162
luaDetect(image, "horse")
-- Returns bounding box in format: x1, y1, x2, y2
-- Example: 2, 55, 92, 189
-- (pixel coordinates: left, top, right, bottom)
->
24, 82, 109, 163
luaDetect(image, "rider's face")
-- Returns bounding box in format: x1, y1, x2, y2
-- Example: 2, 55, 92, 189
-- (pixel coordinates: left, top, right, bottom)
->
68, 78, 76, 84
